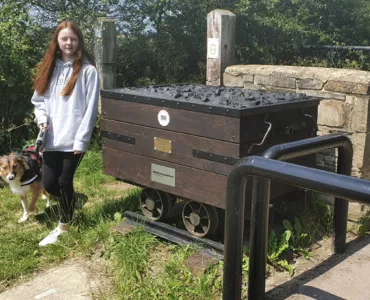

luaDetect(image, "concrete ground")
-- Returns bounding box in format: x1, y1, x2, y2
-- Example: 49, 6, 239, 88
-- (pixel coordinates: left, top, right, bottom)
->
266, 235, 370, 300
0, 258, 110, 300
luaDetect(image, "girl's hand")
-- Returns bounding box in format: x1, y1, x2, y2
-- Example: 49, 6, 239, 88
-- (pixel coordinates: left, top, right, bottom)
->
39, 123, 49, 130
74, 151, 83, 155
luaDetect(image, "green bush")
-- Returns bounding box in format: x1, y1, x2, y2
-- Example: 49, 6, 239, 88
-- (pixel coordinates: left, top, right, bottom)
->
0, 2, 39, 154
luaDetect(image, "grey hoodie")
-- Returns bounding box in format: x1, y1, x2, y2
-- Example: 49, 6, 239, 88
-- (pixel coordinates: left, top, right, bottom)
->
32, 59, 99, 152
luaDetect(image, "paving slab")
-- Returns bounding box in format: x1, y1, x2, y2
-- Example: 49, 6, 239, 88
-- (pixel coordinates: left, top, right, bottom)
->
267, 236, 370, 300
0, 259, 103, 300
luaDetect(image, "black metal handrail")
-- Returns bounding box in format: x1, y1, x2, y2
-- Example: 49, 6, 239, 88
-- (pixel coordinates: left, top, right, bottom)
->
222, 134, 365, 300
223, 156, 370, 300
262, 134, 352, 254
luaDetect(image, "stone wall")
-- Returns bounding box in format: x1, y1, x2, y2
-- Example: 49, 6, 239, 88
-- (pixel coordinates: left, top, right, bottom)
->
223, 65, 370, 180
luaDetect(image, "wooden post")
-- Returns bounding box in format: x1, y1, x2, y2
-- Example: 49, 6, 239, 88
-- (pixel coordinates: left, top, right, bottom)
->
206, 10, 236, 86
94, 18, 117, 90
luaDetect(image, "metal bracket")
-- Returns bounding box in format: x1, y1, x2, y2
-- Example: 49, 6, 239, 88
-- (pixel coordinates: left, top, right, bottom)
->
192, 149, 239, 166
101, 130, 135, 145
300, 109, 318, 137
272, 121, 308, 136
247, 114, 272, 154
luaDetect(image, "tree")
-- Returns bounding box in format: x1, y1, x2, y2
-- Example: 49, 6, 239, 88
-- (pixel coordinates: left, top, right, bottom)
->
113, 0, 234, 86
0, 2, 38, 153
234, 0, 370, 68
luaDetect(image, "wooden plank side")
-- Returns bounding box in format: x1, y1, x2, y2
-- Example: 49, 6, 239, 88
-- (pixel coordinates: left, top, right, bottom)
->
101, 119, 237, 175
240, 106, 318, 143
101, 97, 240, 142
239, 130, 318, 158
103, 147, 227, 208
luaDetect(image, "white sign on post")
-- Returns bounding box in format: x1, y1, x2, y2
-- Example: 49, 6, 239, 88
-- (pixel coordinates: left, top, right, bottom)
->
207, 38, 219, 59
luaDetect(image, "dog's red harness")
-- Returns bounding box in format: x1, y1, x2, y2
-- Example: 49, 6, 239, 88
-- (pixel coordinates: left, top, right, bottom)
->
24, 145, 42, 168
21, 146, 43, 186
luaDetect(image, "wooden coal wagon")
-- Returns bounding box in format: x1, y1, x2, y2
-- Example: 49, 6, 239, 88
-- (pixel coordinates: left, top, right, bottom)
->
100, 84, 321, 237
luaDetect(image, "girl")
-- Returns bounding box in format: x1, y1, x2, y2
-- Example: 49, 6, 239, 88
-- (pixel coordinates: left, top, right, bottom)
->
32, 21, 99, 246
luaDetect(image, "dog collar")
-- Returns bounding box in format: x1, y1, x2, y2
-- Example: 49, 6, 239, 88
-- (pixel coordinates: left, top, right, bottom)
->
21, 175, 38, 186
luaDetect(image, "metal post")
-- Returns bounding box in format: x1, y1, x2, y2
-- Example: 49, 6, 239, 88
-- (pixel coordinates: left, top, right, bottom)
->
223, 166, 247, 300
248, 177, 270, 300
223, 154, 368, 300
334, 142, 353, 253
262, 133, 353, 254
225, 134, 353, 299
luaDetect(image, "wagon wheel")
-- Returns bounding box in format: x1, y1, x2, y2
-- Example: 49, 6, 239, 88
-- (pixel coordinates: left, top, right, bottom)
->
182, 201, 219, 237
140, 188, 172, 221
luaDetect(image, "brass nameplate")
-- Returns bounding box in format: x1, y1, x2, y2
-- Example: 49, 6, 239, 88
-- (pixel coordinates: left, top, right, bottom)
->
154, 137, 172, 153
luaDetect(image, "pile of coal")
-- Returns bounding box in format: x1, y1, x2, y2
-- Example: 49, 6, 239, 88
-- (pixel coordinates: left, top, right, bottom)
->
118, 84, 307, 109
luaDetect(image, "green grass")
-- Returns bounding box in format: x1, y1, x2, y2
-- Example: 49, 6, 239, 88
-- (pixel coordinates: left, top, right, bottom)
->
108, 235, 220, 300
0, 150, 222, 298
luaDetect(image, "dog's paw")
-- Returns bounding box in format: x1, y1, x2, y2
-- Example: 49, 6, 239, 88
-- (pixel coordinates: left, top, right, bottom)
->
18, 214, 29, 223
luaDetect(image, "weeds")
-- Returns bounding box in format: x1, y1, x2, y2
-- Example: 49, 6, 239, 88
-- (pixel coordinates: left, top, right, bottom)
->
268, 229, 294, 275
297, 194, 333, 245
266, 194, 334, 276
283, 218, 310, 258
357, 211, 370, 237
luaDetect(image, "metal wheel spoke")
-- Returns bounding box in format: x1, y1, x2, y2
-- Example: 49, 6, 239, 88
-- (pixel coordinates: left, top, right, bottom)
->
188, 203, 196, 212
199, 208, 208, 218
152, 209, 160, 218
200, 218, 210, 226
143, 191, 151, 200
188, 223, 196, 234
201, 225, 208, 233
156, 207, 163, 215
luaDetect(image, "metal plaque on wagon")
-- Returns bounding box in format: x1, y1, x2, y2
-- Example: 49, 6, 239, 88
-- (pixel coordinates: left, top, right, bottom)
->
151, 163, 176, 187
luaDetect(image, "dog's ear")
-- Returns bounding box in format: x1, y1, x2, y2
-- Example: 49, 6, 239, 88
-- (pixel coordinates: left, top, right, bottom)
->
0, 156, 7, 165
13, 154, 30, 170
0, 156, 7, 176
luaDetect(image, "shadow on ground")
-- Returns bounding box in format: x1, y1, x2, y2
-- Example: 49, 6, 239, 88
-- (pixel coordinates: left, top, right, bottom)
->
265, 235, 370, 300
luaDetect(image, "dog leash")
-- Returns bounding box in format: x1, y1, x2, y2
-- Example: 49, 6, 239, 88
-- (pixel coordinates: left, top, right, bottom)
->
35, 128, 47, 163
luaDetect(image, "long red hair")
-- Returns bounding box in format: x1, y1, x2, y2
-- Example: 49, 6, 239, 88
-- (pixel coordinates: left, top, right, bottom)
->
33, 21, 96, 96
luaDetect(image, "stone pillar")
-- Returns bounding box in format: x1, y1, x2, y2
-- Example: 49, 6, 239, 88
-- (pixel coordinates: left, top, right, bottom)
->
94, 18, 117, 90
206, 10, 236, 86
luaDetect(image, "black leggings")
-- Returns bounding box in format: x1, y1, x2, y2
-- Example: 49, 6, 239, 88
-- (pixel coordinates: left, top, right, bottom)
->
42, 151, 83, 223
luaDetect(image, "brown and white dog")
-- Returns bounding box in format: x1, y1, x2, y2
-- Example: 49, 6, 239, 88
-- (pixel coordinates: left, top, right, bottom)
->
0, 151, 50, 223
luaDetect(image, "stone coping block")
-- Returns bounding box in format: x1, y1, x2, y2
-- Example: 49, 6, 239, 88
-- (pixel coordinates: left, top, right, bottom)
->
225, 65, 370, 95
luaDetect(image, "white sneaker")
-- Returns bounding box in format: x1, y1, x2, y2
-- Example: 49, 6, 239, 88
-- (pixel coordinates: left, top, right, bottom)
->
39, 224, 67, 246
